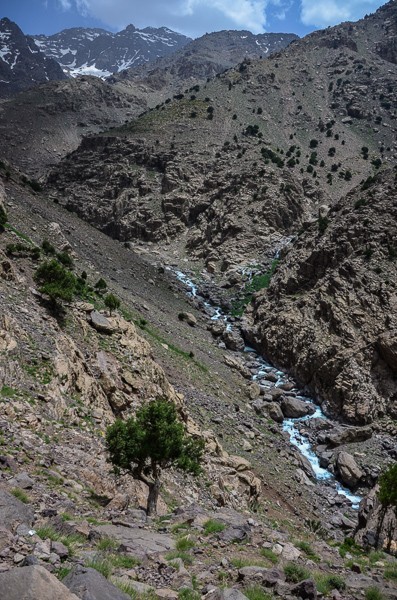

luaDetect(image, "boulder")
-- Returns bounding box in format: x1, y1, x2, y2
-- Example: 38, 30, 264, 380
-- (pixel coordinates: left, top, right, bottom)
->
178, 312, 197, 327
0, 489, 34, 532
89, 311, 115, 334
266, 402, 284, 423
281, 397, 316, 418
211, 588, 249, 600
0, 565, 79, 600
91, 524, 175, 558
222, 330, 245, 352
291, 579, 317, 600
248, 383, 261, 400
63, 566, 130, 600
336, 451, 363, 488
324, 426, 372, 447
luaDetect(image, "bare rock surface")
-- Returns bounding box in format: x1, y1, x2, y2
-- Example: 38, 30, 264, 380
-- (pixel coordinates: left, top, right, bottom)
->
63, 565, 131, 600
92, 525, 175, 558
0, 565, 80, 600
0, 489, 34, 532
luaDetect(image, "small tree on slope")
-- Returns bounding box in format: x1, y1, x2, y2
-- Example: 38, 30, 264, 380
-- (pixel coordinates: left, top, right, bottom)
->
376, 463, 397, 550
105, 398, 204, 515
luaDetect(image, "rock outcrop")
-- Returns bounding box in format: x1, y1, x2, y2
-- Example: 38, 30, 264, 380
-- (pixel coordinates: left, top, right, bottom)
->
245, 169, 397, 423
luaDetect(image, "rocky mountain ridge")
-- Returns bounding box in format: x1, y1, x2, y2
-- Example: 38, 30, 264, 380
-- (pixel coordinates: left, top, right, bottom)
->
33, 25, 191, 78
109, 30, 298, 102
0, 17, 66, 97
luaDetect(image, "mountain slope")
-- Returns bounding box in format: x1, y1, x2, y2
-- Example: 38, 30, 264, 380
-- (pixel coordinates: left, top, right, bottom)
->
34, 25, 191, 78
244, 168, 397, 424
45, 1, 397, 264
0, 76, 143, 176
111, 30, 298, 100
0, 17, 66, 97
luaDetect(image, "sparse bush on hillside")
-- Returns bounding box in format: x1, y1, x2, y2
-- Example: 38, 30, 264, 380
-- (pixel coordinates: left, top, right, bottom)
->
309, 139, 318, 148
34, 259, 77, 314
42, 239, 56, 255
104, 293, 120, 315
0, 205, 7, 231
95, 278, 107, 292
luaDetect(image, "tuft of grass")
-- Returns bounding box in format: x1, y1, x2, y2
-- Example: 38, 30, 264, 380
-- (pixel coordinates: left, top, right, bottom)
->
178, 589, 201, 600
296, 541, 320, 562
384, 563, 397, 581
260, 548, 279, 564
244, 586, 273, 600
36, 526, 85, 555
166, 550, 193, 566
175, 536, 195, 551
86, 558, 112, 579
56, 566, 72, 580
230, 558, 267, 569
338, 537, 362, 558
368, 550, 385, 566
97, 537, 119, 552
109, 554, 140, 569
365, 587, 385, 600
11, 488, 29, 504
284, 563, 311, 583
203, 519, 226, 535
1, 385, 18, 398
314, 573, 346, 594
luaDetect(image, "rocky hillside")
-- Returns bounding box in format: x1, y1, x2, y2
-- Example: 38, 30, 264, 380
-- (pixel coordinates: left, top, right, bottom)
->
244, 168, 397, 424
0, 76, 143, 177
0, 18, 66, 97
110, 30, 298, 102
1, 168, 397, 599
44, 1, 397, 264
34, 25, 191, 78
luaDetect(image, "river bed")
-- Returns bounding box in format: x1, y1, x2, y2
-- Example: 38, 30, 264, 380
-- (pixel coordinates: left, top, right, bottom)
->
174, 269, 362, 509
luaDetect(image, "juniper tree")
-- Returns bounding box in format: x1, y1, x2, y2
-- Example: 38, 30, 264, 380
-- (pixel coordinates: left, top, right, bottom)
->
106, 398, 204, 515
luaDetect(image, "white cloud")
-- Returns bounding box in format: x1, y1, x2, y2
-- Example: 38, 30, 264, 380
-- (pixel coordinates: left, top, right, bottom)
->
300, 0, 384, 27
57, 0, 72, 10
57, 0, 275, 36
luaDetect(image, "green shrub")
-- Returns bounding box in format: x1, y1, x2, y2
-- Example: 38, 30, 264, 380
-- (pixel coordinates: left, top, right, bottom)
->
56, 251, 74, 268
315, 573, 346, 594
384, 563, 397, 581
0, 205, 7, 231
176, 536, 195, 551
85, 557, 112, 579
260, 548, 279, 564
365, 587, 385, 600
96, 537, 119, 552
42, 239, 56, 255
296, 541, 319, 561
203, 519, 226, 535
284, 563, 311, 583
104, 293, 120, 315
34, 259, 77, 308
95, 278, 107, 291
244, 586, 272, 600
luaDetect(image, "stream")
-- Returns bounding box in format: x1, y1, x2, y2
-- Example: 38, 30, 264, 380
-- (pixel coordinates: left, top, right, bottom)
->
174, 269, 362, 509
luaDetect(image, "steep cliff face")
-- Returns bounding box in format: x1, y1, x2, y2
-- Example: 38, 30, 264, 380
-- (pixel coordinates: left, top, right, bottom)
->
244, 168, 397, 424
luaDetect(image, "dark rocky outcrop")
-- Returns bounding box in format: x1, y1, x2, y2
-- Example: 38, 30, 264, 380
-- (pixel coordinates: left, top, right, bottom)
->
245, 169, 397, 424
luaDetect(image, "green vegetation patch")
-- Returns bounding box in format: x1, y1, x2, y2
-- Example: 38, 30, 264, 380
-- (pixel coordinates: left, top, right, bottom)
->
231, 260, 279, 316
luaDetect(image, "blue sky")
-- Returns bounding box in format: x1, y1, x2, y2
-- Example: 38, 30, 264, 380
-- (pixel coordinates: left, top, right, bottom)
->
1, 0, 387, 38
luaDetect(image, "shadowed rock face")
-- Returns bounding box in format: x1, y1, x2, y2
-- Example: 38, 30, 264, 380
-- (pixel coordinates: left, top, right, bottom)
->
0, 18, 66, 98
244, 169, 397, 424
